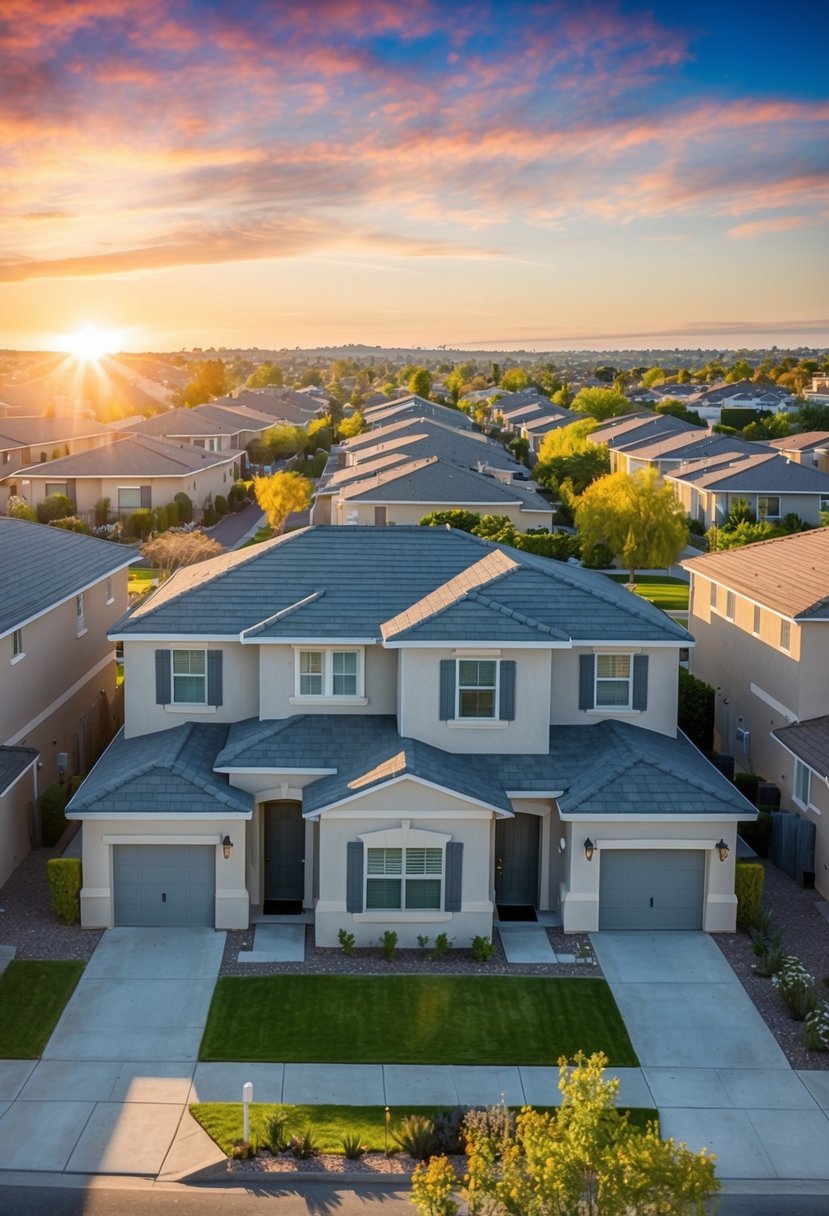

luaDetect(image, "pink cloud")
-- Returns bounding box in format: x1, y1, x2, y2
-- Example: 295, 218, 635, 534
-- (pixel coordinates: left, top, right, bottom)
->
728, 215, 821, 240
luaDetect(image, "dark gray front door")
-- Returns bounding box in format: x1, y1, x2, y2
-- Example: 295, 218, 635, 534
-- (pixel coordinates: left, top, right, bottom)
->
599, 848, 705, 930
264, 801, 305, 903
113, 844, 215, 927
495, 813, 540, 904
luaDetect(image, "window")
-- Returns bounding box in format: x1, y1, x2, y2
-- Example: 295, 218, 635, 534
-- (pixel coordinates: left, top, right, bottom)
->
172, 649, 207, 704
75, 593, 85, 635
709, 582, 717, 610
753, 604, 762, 635
365, 847, 442, 910
46, 482, 68, 497
2, 451, 9, 464
821, 495, 829, 513
726, 591, 736, 621
758, 495, 780, 520
457, 659, 497, 719
106, 577, 114, 604
118, 487, 141, 512
780, 619, 791, 652
794, 759, 811, 808
11, 628, 23, 661
295, 649, 362, 698
595, 654, 632, 708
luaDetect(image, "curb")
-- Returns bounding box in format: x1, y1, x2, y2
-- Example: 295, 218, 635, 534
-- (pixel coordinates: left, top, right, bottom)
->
177, 1164, 418, 1186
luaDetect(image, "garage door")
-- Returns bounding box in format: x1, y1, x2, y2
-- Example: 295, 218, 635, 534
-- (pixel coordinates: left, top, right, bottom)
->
114, 845, 215, 927
599, 848, 704, 930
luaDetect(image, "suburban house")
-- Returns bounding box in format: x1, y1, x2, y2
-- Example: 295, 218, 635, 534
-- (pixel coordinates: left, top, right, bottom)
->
666, 451, 829, 529
768, 432, 829, 472
363, 394, 474, 431
0, 416, 116, 512
67, 525, 753, 940
0, 518, 132, 886
127, 402, 275, 454
683, 529, 829, 898
4, 433, 241, 524
588, 413, 698, 470
610, 431, 761, 478
683, 380, 797, 425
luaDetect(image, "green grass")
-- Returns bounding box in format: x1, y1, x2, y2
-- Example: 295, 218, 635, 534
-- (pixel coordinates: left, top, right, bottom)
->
127, 566, 160, 595
0, 961, 84, 1057
606, 574, 689, 611
191, 1102, 658, 1156
199, 975, 638, 1066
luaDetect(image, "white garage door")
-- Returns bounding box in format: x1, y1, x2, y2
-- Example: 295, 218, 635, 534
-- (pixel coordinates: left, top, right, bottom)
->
599, 848, 705, 930
114, 844, 215, 927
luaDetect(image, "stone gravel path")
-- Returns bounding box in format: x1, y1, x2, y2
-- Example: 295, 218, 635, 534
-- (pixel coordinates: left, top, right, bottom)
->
0, 847, 102, 962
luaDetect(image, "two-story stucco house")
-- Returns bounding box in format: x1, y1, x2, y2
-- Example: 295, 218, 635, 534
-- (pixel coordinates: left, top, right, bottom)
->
684, 528, 829, 898
0, 518, 132, 886
67, 526, 754, 941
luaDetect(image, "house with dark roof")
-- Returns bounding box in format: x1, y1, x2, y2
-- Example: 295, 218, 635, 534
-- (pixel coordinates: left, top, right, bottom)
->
768, 432, 829, 473
665, 451, 829, 528
67, 525, 753, 940
0, 518, 133, 886
684, 529, 829, 898
0, 416, 116, 512
363, 394, 474, 431
127, 402, 275, 454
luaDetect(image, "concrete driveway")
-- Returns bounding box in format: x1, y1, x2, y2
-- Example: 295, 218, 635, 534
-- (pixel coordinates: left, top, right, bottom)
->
591, 932, 829, 1180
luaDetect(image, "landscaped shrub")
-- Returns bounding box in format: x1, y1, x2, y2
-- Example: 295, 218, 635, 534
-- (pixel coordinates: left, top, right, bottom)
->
341, 1133, 365, 1159
430, 933, 453, 959
804, 1004, 829, 1052
381, 929, 398, 961
289, 1128, 318, 1159
36, 493, 76, 524
46, 857, 82, 924
215, 494, 228, 516
337, 928, 355, 955
94, 496, 111, 526
462, 1103, 514, 1152
49, 516, 92, 534
754, 936, 785, 978
392, 1114, 437, 1160
174, 492, 194, 524
735, 862, 764, 929
412, 1155, 459, 1216
127, 508, 154, 539
432, 1107, 467, 1155
230, 1139, 255, 1160
734, 772, 761, 804
678, 667, 715, 753
7, 495, 36, 520
228, 482, 247, 511
40, 781, 68, 847
203, 506, 219, 526
263, 1111, 290, 1153
471, 935, 496, 963
773, 956, 818, 1020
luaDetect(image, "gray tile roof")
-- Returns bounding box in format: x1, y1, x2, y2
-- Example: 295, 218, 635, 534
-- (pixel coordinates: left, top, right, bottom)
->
0, 745, 38, 796
624, 432, 759, 463
17, 433, 237, 479
66, 723, 252, 816
0, 516, 133, 637
364, 396, 473, 430
334, 458, 551, 511
0, 417, 113, 448
132, 404, 273, 439
115, 525, 689, 644
590, 414, 694, 449
338, 419, 524, 475
667, 452, 829, 493
772, 715, 829, 778
768, 432, 829, 453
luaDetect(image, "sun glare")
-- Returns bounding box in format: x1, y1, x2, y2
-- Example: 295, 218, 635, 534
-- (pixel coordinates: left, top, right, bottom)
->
60, 325, 118, 362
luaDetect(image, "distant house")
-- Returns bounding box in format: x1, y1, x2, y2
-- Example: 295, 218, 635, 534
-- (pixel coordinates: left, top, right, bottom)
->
612, 431, 761, 478
126, 402, 274, 455
666, 451, 829, 529
0, 416, 115, 512
686, 380, 797, 424
768, 432, 829, 473
363, 394, 474, 431
683, 529, 829, 898
0, 518, 132, 886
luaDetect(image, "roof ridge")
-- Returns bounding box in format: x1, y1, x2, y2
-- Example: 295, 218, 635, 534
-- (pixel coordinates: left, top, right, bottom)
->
466, 587, 562, 638
242, 590, 324, 638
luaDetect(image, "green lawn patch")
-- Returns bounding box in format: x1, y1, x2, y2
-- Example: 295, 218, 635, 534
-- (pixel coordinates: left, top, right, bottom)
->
191, 1102, 658, 1156
606, 574, 689, 611
199, 975, 637, 1066
0, 960, 84, 1057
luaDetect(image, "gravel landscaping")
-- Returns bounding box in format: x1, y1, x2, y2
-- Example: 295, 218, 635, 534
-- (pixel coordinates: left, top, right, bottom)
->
0, 847, 102, 962
714, 859, 829, 1071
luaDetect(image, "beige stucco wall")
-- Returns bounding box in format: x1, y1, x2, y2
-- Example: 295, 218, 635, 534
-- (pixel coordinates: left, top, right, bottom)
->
0, 766, 37, 888
550, 647, 679, 738
258, 644, 397, 718
797, 625, 829, 721
77, 815, 249, 928
18, 461, 238, 517
397, 646, 552, 754
122, 640, 260, 738
560, 818, 740, 933
333, 498, 552, 531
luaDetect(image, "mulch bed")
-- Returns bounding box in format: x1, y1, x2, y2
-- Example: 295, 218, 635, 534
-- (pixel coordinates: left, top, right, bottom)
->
227, 1150, 465, 1177
0, 847, 102, 961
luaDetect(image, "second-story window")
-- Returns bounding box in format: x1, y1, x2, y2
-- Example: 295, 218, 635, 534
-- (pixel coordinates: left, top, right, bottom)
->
726, 591, 736, 621
595, 654, 632, 708
172, 649, 207, 704
457, 659, 497, 719
11, 628, 23, 661
779, 619, 792, 652
295, 649, 362, 698
76, 593, 85, 635
106, 577, 114, 604
793, 759, 811, 808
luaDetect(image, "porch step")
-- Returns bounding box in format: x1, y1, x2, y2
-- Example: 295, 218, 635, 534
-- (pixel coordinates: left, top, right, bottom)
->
237, 924, 306, 964
498, 924, 557, 964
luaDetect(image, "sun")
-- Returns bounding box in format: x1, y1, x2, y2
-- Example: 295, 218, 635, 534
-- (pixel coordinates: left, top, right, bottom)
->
60, 325, 118, 362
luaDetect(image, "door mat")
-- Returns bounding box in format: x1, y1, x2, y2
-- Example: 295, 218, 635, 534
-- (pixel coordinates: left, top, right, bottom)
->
263, 899, 303, 915
496, 904, 537, 922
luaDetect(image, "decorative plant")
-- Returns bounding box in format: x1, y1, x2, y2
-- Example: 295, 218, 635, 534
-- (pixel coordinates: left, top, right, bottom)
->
392, 1114, 437, 1160
341, 1132, 366, 1159
289, 1127, 318, 1159
471, 935, 496, 964
417, 934, 431, 950
381, 930, 398, 961
772, 956, 818, 1020
338, 928, 355, 956
230, 1139, 255, 1159
754, 933, 785, 977
411, 1155, 460, 1216
430, 933, 453, 959
804, 1003, 829, 1052
263, 1111, 290, 1153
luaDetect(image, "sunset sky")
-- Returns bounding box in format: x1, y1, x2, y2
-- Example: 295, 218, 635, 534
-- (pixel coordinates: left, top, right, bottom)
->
1, 0, 827, 353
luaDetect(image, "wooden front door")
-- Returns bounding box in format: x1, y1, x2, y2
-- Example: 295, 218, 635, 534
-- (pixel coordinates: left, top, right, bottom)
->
495, 813, 540, 905
264, 801, 305, 904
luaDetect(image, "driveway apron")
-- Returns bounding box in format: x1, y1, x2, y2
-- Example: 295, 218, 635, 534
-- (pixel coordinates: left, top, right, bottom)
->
0, 927, 224, 1176
591, 931, 829, 1181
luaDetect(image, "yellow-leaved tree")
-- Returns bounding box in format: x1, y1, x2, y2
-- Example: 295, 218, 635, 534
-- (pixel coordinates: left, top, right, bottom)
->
253, 471, 312, 535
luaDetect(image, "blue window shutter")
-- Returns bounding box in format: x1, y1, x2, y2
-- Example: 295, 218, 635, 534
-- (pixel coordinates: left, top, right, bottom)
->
439, 659, 455, 720
444, 841, 463, 912
207, 650, 223, 706
155, 650, 170, 704
499, 660, 516, 720
632, 654, 649, 710
579, 654, 595, 710
140, 485, 151, 509
346, 841, 363, 912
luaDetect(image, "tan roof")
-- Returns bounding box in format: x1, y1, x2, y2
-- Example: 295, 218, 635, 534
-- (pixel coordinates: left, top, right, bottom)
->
683, 527, 829, 619
768, 432, 829, 452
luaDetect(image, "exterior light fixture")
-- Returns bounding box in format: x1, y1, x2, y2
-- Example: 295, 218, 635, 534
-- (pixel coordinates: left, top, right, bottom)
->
584, 838, 595, 862
715, 838, 729, 862
221, 835, 233, 860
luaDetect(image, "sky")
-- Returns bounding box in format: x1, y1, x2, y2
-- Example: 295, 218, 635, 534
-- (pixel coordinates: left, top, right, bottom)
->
1, 0, 828, 354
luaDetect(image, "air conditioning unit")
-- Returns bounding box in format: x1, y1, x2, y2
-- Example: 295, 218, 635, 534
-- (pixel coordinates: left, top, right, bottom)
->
735, 727, 751, 754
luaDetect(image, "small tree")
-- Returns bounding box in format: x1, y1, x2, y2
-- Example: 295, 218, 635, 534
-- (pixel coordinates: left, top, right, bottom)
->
408, 367, 433, 397
570, 387, 631, 421
499, 367, 530, 392
338, 411, 365, 439
141, 530, 225, 575
36, 493, 76, 524
575, 468, 688, 588
174, 492, 193, 524
254, 470, 312, 534
7, 495, 36, 521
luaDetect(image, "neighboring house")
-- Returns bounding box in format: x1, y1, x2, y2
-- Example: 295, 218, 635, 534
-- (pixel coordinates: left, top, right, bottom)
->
217, 388, 327, 426
0, 518, 132, 886
0, 416, 116, 511
666, 451, 829, 529
127, 403, 275, 454
363, 394, 474, 431
612, 431, 760, 477
686, 380, 797, 424
768, 432, 829, 473
67, 525, 753, 939
588, 412, 696, 471
4, 434, 241, 524
683, 529, 829, 897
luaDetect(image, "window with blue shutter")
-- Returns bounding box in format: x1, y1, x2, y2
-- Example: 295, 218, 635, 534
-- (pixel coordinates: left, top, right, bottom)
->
155, 649, 171, 704
207, 650, 223, 706
346, 841, 364, 913
444, 841, 463, 912
579, 654, 595, 710
499, 660, 516, 720
632, 654, 649, 711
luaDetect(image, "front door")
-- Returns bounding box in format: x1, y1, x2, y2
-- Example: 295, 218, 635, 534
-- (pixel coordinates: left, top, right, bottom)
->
264, 801, 305, 908
495, 813, 540, 905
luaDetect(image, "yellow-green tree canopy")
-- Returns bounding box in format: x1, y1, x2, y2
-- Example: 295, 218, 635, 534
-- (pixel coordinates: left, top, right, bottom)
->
408, 367, 432, 397
247, 361, 284, 389
537, 417, 598, 462
337, 411, 365, 439
570, 386, 631, 420
499, 367, 530, 391
575, 468, 689, 586
254, 471, 312, 535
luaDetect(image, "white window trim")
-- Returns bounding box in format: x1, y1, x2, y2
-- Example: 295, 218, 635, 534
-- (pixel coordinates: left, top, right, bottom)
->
171, 647, 208, 706
76, 593, 86, 637
455, 657, 500, 721
291, 646, 365, 702
758, 495, 781, 520
793, 759, 813, 811
106, 577, 114, 606
10, 628, 25, 665
357, 822, 451, 916
779, 619, 792, 653
594, 652, 633, 711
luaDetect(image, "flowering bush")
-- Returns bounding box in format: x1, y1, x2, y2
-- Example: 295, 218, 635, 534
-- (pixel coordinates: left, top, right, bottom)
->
772, 956, 818, 1020
804, 1003, 829, 1052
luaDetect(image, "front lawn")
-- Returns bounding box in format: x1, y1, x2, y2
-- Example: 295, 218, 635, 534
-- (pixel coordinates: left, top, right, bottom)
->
191, 1102, 658, 1156
0, 960, 84, 1057
606, 574, 689, 611
199, 975, 637, 1066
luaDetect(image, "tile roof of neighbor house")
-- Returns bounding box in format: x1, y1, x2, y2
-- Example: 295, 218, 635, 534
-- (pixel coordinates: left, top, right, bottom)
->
771, 715, 829, 778
522, 413, 578, 436
113, 524, 691, 644
589, 413, 694, 448
130, 404, 274, 439
66, 723, 252, 816
0, 416, 113, 448
623, 431, 760, 463
0, 745, 39, 796
0, 516, 133, 637
73, 714, 755, 821
15, 433, 238, 479
768, 432, 829, 453
667, 451, 829, 494
683, 527, 829, 620
363, 395, 473, 430
331, 457, 551, 511
339, 418, 525, 473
